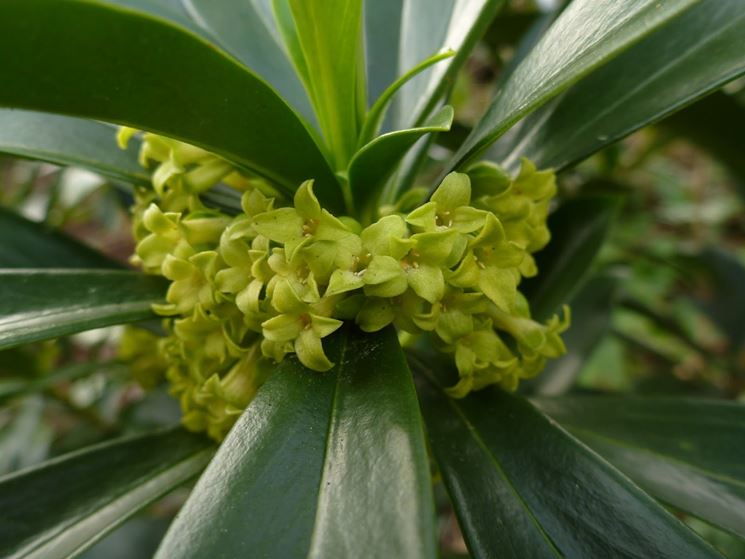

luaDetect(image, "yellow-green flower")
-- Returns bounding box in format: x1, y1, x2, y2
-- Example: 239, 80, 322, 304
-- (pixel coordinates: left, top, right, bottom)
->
155, 251, 221, 316
406, 172, 487, 234
253, 180, 358, 260
261, 281, 343, 371
446, 324, 518, 397
120, 128, 569, 442
449, 213, 524, 312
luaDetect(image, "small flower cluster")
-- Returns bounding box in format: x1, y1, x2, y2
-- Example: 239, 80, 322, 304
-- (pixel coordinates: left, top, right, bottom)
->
119, 129, 569, 440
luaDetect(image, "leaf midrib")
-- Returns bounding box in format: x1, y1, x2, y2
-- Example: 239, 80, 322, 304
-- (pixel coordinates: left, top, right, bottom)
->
443, 393, 564, 558
410, 357, 563, 558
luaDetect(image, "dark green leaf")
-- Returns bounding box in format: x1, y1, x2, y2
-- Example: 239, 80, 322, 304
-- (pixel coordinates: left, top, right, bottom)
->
0, 0, 341, 211
0, 428, 212, 559
287, 0, 364, 168
181, 0, 314, 120
156, 326, 435, 559
413, 358, 722, 558
0, 110, 148, 186
534, 397, 745, 538
394, 0, 504, 129
0, 269, 167, 350
524, 271, 619, 396
522, 196, 620, 321
0, 208, 120, 269
492, 0, 745, 173
450, 0, 699, 170
349, 106, 453, 214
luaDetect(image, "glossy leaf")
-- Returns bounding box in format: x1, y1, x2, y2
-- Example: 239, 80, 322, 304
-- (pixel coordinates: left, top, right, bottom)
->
413, 358, 722, 559
156, 326, 435, 559
395, 0, 504, 129
522, 196, 621, 321
0, 0, 341, 211
534, 397, 745, 538
0, 110, 148, 186
181, 0, 314, 120
525, 271, 619, 396
288, 0, 364, 168
0, 428, 213, 559
0, 269, 167, 350
348, 106, 454, 213
450, 0, 700, 170
0, 208, 120, 269
492, 0, 745, 172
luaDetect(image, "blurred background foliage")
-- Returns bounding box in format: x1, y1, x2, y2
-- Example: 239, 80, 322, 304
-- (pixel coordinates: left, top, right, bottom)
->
1, 0, 743, 556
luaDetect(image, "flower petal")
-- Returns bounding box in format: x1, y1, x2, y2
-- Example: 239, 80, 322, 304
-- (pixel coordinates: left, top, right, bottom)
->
261, 313, 303, 342
406, 264, 444, 304
253, 208, 304, 244
295, 328, 334, 371
431, 172, 471, 210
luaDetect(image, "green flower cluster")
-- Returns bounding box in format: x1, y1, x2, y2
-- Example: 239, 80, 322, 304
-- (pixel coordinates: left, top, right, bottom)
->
119, 129, 569, 440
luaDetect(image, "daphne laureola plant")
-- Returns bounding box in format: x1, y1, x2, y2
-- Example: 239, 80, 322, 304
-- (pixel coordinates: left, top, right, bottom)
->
0, 0, 743, 558
119, 126, 568, 440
